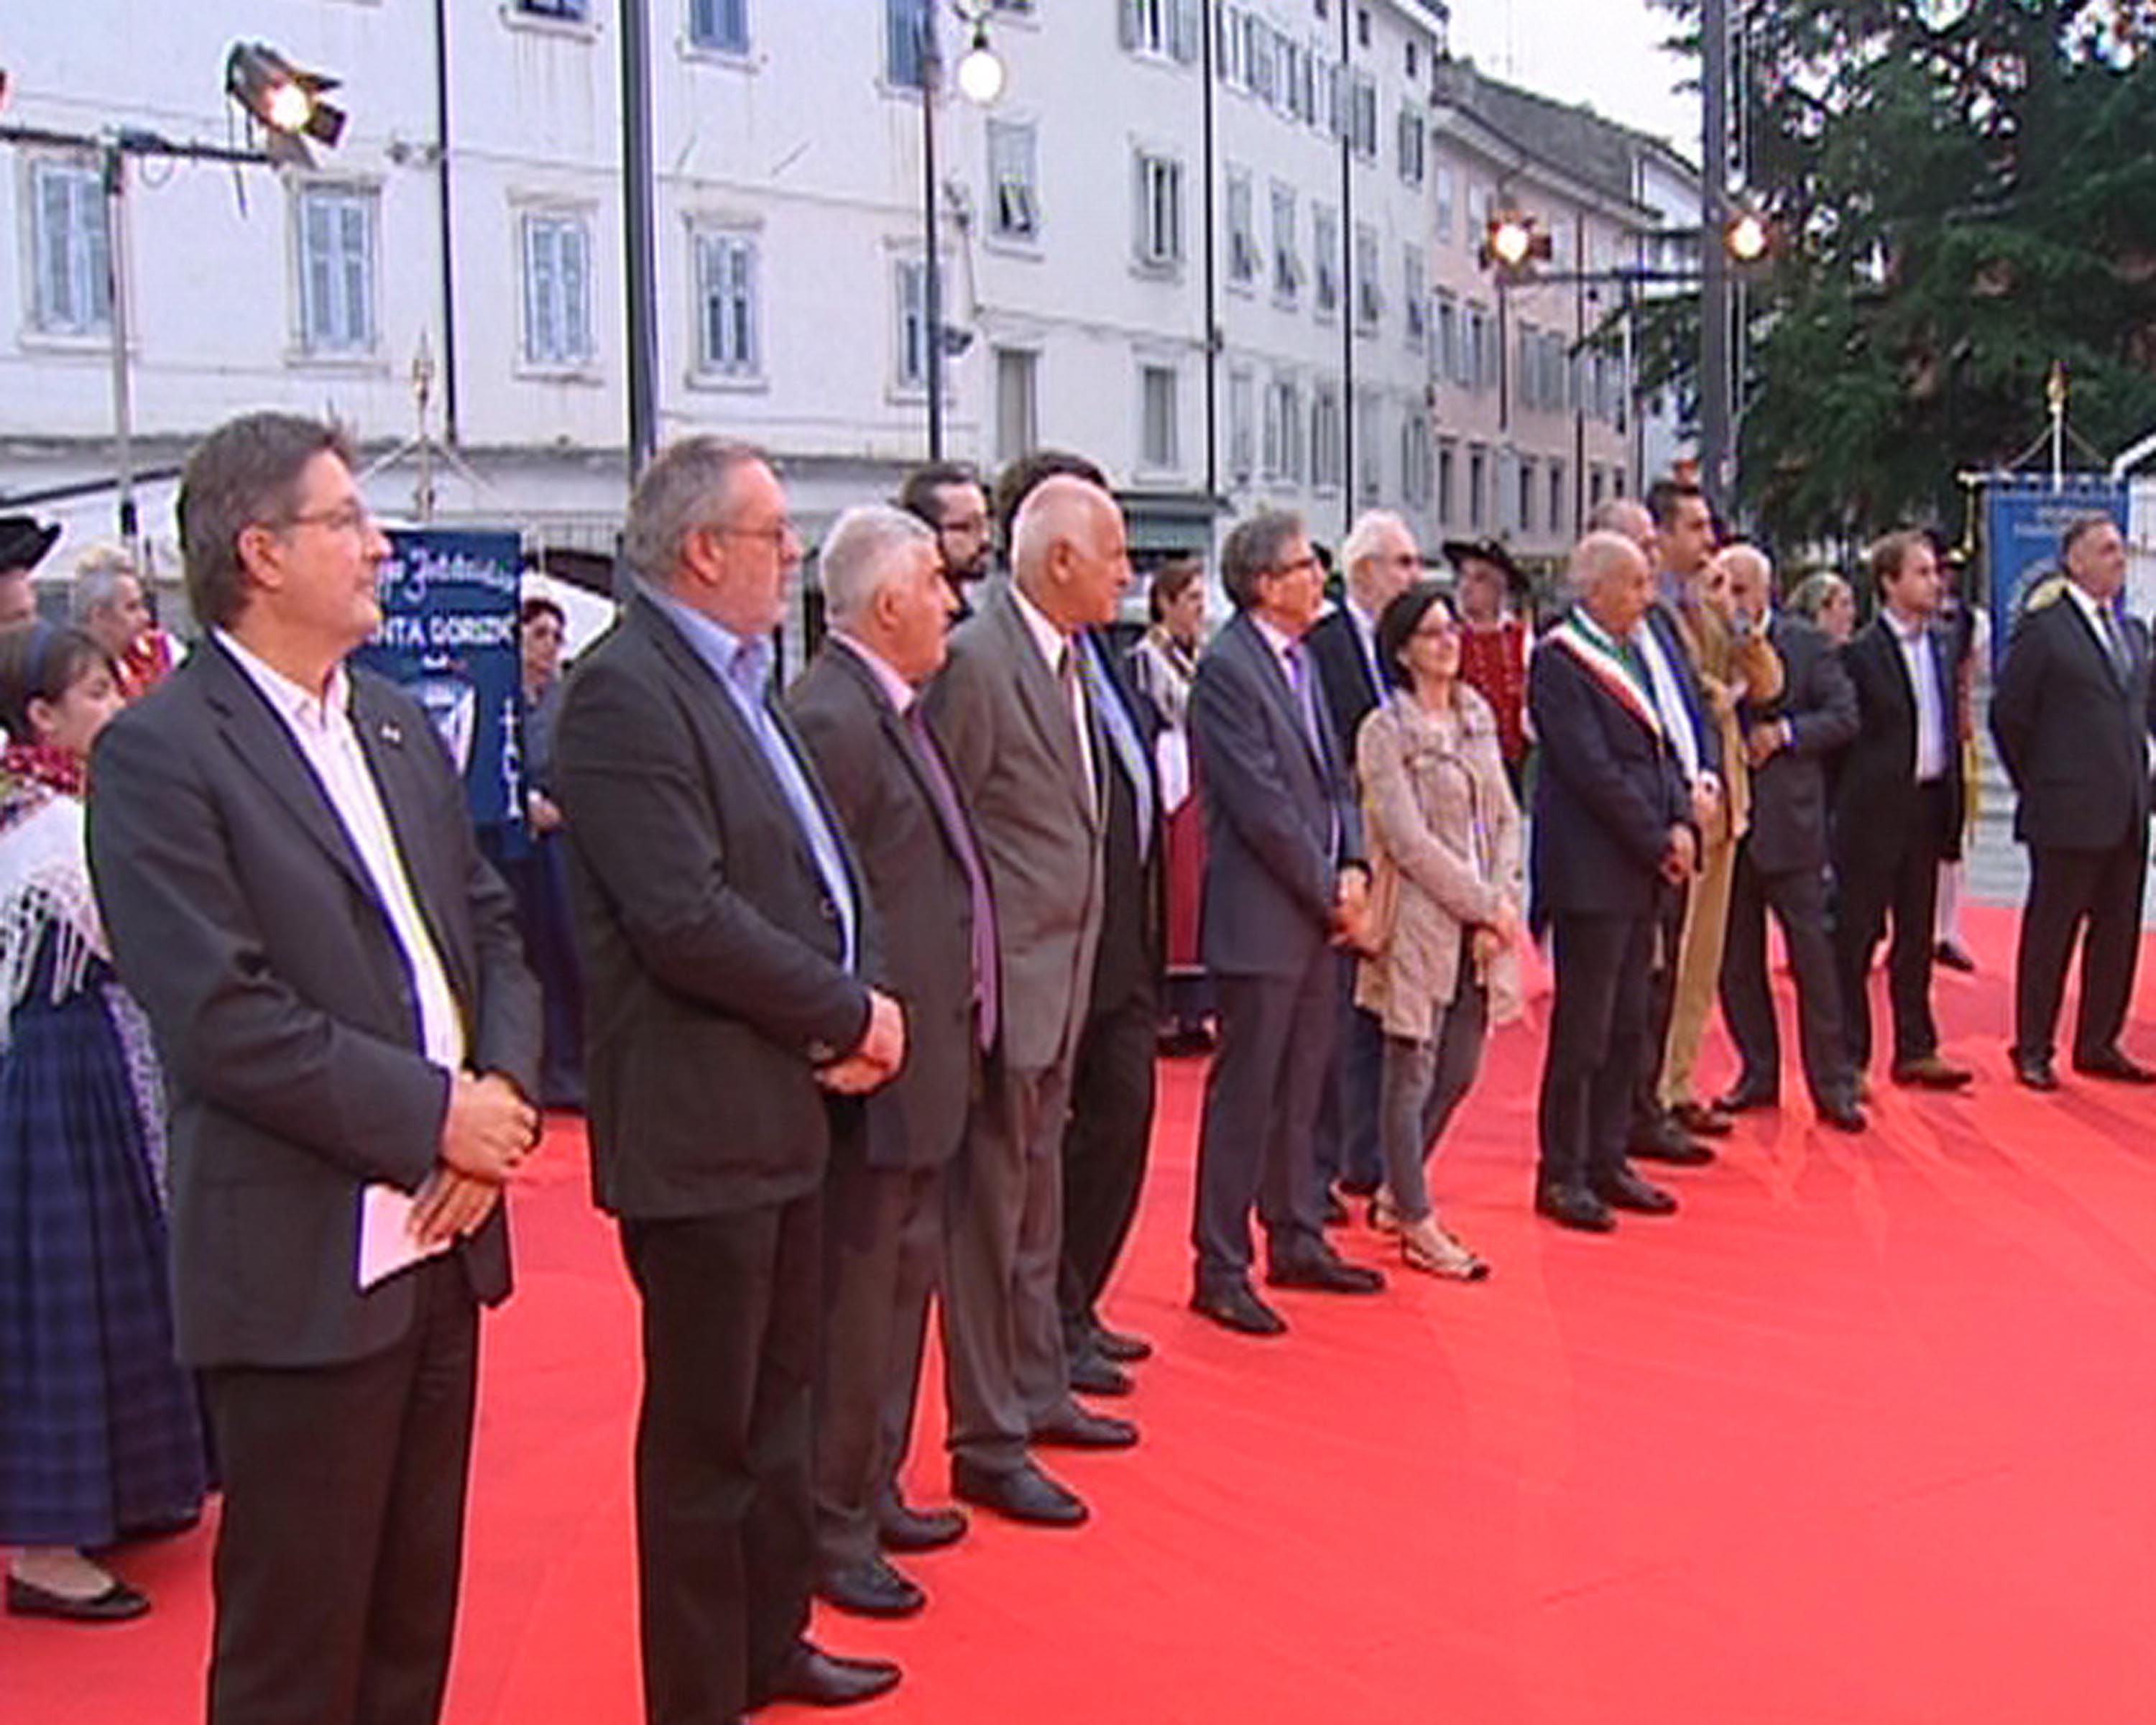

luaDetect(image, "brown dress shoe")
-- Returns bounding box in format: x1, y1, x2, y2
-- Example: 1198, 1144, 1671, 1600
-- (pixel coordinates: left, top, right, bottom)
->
1890, 1054, 1973, 1090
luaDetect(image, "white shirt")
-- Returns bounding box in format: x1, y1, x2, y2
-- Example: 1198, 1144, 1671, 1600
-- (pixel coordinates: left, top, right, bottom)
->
1884, 610, 1948, 783
216, 631, 466, 1074
1342, 594, 1383, 694
2060, 579, 2123, 668
1010, 582, 1097, 815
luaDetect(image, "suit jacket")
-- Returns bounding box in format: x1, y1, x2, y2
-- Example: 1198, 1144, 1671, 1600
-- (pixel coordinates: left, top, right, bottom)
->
1831, 615, 1966, 870
1304, 604, 1385, 779
553, 592, 875, 1220
1081, 629, 1166, 1013
1990, 590, 2156, 850
1528, 614, 1692, 920
786, 638, 983, 1172
923, 581, 1104, 1073
1741, 614, 1858, 876
1189, 610, 1363, 978
87, 640, 539, 1370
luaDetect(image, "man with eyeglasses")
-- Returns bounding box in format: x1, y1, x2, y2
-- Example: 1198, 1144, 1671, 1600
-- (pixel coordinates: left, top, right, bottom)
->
88, 411, 543, 1725
899, 462, 994, 606
1187, 510, 1386, 1337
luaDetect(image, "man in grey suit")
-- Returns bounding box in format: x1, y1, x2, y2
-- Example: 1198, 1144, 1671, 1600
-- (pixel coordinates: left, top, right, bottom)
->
786, 506, 991, 1619
88, 412, 541, 1725
1188, 508, 1386, 1338
925, 475, 1137, 1529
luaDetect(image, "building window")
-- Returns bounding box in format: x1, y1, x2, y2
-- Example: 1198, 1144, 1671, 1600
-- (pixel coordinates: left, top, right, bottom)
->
995, 346, 1038, 464
28, 159, 111, 336
1243, 12, 1276, 98
1517, 324, 1539, 412
1434, 165, 1455, 243
987, 120, 1040, 241
1133, 150, 1184, 270
1312, 382, 1343, 494
1549, 461, 1568, 537
296, 185, 377, 356
1468, 444, 1487, 528
894, 257, 929, 390
1140, 364, 1179, 470
1313, 203, 1340, 318
1120, 0, 1199, 63
1356, 6, 1371, 48
1225, 168, 1258, 288
1401, 412, 1431, 508
1437, 440, 1457, 525
695, 230, 760, 376
885, 0, 929, 88
1270, 183, 1300, 303
1264, 375, 1303, 482
514, 0, 589, 17
1353, 224, 1381, 329
1402, 245, 1426, 348
1467, 302, 1493, 392
1350, 73, 1378, 159
1228, 367, 1256, 484
1518, 458, 1536, 532
1356, 392, 1381, 502
1405, 37, 1419, 79
520, 211, 594, 368
689, 0, 750, 52
1434, 290, 1460, 385
1396, 109, 1425, 186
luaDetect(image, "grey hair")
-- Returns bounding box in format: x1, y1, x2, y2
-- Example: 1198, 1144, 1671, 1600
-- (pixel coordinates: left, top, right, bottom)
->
1569, 530, 1646, 597
2060, 512, 2119, 563
70, 543, 140, 623
1787, 571, 1851, 624
1219, 510, 1307, 610
622, 436, 766, 586
1585, 497, 1654, 548
1715, 541, 1772, 588
819, 505, 936, 626
1341, 510, 1411, 582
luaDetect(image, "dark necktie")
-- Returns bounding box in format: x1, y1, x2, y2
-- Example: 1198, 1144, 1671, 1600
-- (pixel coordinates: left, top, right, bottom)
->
1056, 642, 1099, 816
905, 704, 1000, 1053
2099, 604, 2130, 682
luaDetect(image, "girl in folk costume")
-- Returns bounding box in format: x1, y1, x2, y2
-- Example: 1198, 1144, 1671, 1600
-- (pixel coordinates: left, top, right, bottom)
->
0, 625, 207, 1623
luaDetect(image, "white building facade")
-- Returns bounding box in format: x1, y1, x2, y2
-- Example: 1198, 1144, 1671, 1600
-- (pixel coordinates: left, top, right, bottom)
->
0, 0, 1696, 616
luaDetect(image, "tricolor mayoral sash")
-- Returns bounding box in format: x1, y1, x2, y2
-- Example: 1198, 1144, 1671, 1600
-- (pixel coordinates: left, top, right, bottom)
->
1542, 615, 1664, 739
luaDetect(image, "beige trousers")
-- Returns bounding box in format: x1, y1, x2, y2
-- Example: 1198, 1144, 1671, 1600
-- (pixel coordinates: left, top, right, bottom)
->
1659, 830, 1738, 1108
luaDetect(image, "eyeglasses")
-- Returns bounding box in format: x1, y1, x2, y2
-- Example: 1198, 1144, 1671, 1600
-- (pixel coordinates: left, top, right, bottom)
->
713, 519, 799, 548
1268, 553, 1323, 579
1412, 617, 1460, 640
280, 502, 375, 537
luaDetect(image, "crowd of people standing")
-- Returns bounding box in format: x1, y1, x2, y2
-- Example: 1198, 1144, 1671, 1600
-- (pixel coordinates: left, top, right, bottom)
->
0, 408, 2150, 1725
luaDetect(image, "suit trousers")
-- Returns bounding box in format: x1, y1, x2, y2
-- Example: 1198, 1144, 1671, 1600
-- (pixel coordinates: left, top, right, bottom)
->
1659, 831, 1738, 1108
1631, 881, 1690, 1134
944, 1057, 1077, 1475
1313, 957, 1386, 1190
1539, 912, 1657, 1193
619, 1196, 821, 1725
1834, 781, 1947, 1070
201, 1256, 478, 1725
1376, 981, 1489, 1224
814, 1128, 944, 1573
2014, 833, 2151, 1064
1191, 947, 1337, 1293
1058, 978, 1158, 1349
1719, 848, 1852, 1108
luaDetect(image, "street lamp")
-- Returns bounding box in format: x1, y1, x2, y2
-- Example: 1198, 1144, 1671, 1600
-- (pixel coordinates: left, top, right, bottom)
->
1723, 208, 1771, 267
920, 5, 1005, 461
0, 44, 349, 552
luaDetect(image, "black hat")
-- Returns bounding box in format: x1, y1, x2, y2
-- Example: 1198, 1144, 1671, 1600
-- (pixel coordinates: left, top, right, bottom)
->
0, 515, 60, 577
1442, 537, 1526, 594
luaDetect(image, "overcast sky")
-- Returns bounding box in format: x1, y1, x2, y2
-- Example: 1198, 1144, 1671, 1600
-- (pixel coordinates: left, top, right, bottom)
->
1444, 0, 1703, 156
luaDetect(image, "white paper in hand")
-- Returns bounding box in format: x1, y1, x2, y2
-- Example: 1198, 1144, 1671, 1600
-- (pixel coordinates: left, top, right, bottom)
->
357, 1183, 453, 1292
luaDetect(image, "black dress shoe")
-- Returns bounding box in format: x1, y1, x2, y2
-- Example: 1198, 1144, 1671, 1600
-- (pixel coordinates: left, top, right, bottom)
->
1190, 1282, 1288, 1335
1934, 939, 1978, 974
1321, 1191, 1351, 1226
1534, 1182, 1616, 1233
1716, 1081, 1779, 1113
5, 1573, 151, 1622
1628, 1118, 1715, 1166
1817, 1098, 1868, 1133
1092, 1325, 1153, 1363
760, 1642, 903, 1708
1595, 1167, 1678, 1215
877, 1501, 967, 1554
818, 1557, 925, 1619
1671, 1100, 1734, 1137
1891, 1054, 1973, 1090
2074, 1048, 2156, 1085
1031, 1406, 1139, 1450
1266, 1249, 1386, 1294
1067, 1351, 1133, 1397
951, 1459, 1088, 1527
2012, 1052, 2060, 1092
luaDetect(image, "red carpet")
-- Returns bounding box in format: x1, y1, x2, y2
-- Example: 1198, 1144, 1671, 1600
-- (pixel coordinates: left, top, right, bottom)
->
14, 903, 2156, 1723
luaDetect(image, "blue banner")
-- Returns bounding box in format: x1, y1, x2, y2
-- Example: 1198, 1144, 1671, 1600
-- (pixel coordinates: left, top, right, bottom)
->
355, 528, 525, 829
1983, 477, 2129, 665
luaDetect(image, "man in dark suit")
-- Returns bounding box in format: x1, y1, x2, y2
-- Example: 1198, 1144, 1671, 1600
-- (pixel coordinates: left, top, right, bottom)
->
1831, 531, 1973, 1092
786, 505, 988, 1619
88, 413, 542, 1725
1187, 509, 1386, 1336
553, 440, 903, 1724
1304, 510, 1423, 1208
1991, 513, 2156, 1089
1530, 531, 1698, 1233
925, 475, 1137, 1531
1714, 545, 1867, 1131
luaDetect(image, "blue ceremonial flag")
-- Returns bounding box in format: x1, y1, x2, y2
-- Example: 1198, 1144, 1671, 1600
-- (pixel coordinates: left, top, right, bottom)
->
356, 528, 525, 831
1982, 477, 2129, 667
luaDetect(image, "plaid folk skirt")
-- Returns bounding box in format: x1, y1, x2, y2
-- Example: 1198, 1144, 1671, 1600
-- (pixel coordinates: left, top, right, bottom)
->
0, 949, 207, 1547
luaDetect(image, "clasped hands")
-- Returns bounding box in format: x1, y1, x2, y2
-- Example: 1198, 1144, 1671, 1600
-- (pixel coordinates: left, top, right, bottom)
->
1328, 868, 1377, 955
818, 989, 908, 1095
418, 1071, 543, 1246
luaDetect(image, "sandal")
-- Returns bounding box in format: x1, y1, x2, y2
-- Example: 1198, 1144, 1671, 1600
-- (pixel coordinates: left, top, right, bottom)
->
1367, 1187, 1400, 1234
1400, 1220, 1490, 1282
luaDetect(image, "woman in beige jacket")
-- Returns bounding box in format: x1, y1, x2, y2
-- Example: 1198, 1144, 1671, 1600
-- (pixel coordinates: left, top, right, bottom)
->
1354, 583, 1523, 1279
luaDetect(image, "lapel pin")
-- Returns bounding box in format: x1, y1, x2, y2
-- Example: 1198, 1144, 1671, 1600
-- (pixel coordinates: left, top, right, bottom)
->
380, 720, 403, 745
